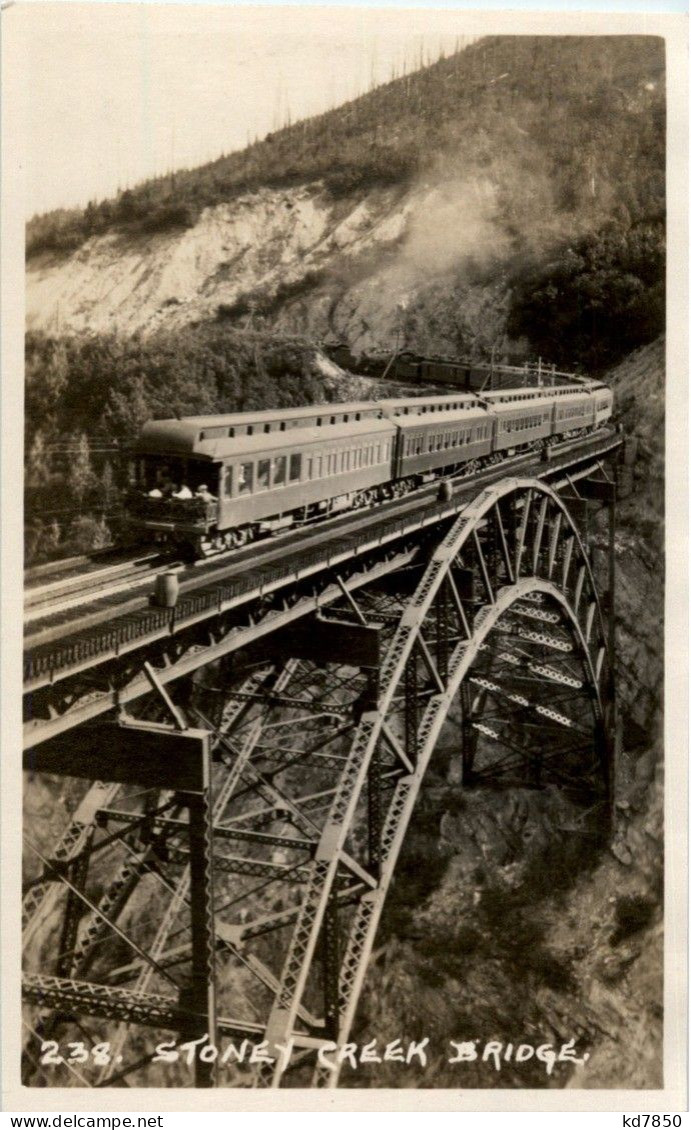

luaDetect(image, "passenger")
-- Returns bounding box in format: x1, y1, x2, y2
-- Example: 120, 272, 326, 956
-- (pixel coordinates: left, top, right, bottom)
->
195, 483, 216, 502
174, 483, 193, 500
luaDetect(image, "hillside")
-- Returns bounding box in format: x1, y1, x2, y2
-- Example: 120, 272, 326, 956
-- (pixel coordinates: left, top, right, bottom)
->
26, 35, 664, 365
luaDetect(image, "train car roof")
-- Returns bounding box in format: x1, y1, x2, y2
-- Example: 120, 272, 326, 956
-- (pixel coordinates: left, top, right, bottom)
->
143, 401, 383, 432
136, 417, 396, 459
490, 401, 553, 416
483, 384, 590, 401
381, 393, 483, 411
395, 407, 489, 431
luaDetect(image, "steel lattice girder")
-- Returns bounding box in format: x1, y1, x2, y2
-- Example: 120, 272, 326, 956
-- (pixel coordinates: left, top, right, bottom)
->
22, 476, 616, 1090
238, 477, 614, 1087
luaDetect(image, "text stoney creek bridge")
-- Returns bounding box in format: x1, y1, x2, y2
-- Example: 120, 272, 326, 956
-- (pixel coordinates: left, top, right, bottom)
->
22, 426, 625, 1088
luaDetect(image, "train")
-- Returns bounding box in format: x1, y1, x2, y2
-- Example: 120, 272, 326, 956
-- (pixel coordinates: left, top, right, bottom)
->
322, 343, 579, 391
125, 381, 613, 558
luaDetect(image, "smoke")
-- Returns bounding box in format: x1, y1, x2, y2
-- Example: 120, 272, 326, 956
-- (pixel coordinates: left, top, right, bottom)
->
397, 177, 509, 280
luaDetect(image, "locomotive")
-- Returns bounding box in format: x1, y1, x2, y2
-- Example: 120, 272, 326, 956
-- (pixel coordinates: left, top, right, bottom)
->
126, 382, 613, 558
322, 342, 576, 391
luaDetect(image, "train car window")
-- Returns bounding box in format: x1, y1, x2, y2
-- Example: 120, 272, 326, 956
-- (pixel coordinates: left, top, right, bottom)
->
317, 417, 323, 426
228, 428, 235, 438
356, 413, 361, 421
273, 455, 287, 486
343, 415, 349, 423
238, 462, 253, 494
330, 416, 336, 425
280, 422, 286, 432
306, 457, 313, 479
257, 459, 271, 490
247, 426, 254, 436
315, 456, 323, 477
224, 465, 233, 497
290, 453, 302, 481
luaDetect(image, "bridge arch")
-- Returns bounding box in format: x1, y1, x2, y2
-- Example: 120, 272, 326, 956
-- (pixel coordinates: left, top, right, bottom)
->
257, 477, 614, 1086
22, 476, 616, 1089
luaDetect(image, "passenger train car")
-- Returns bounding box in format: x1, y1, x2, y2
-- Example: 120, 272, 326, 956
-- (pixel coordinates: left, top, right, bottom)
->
126, 381, 613, 557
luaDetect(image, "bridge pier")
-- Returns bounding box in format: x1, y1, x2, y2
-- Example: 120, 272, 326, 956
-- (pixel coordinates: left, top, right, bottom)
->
23, 721, 218, 1087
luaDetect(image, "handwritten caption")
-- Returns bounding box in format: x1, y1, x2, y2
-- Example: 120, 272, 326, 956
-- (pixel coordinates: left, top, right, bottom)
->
42, 1037, 589, 1076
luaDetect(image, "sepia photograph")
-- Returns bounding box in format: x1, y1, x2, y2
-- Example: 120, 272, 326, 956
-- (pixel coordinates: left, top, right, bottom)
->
2, 1, 687, 1111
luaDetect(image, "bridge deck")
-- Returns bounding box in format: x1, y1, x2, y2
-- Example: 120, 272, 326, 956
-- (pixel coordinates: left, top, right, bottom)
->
23, 432, 621, 710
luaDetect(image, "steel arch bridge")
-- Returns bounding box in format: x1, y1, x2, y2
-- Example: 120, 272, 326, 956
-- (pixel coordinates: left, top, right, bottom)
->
21, 473, 617, 1089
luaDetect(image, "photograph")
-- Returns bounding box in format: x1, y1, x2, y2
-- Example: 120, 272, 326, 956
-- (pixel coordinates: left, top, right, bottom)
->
3, 1, 686, 1111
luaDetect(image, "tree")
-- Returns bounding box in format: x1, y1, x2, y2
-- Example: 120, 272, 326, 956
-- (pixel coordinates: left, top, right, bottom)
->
100, 460, 117, 508
68, 433, 96, 507
26, 431, 51, 489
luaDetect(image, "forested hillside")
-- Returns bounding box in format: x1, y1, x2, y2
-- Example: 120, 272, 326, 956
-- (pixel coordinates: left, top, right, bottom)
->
27, 36, 664, 258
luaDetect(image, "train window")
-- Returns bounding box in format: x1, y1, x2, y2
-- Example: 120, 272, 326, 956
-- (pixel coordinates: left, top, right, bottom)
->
280, 422, 286, 432
290, 453, 302, 481
317, 417, 323, 426
330, 416, 336, 425
315, 456, 323, 477
306, 457, 313, 479
247, 426, 254, 436
264, 424, 271, 434
257, 459, 271, 490
273, 455, 287, 486
228, 428, 235, 438
238, 462, 253, 494
356, 413, 361, 421
224, 466, 233, 496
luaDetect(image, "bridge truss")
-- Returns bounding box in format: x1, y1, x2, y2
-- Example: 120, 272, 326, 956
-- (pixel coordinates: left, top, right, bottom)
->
22, 468, 619, 1089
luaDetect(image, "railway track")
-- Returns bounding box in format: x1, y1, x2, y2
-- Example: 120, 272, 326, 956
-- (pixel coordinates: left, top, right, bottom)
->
24, 430, 618, 641
24, 551, 177, 624
23, 430, 620, 689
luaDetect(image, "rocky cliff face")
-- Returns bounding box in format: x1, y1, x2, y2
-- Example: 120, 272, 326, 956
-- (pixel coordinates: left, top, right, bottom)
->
26, 176, 516, 357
